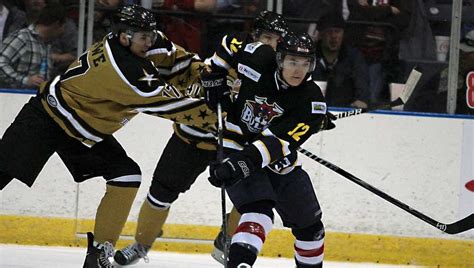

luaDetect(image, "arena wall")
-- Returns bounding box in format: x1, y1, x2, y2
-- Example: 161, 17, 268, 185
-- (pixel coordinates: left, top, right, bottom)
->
1, 92, 473, 266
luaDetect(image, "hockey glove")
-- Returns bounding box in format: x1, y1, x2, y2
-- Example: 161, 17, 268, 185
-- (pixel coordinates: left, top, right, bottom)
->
208, 153, 255, 187
322, 111, 336, 131
201, 70, 230, 111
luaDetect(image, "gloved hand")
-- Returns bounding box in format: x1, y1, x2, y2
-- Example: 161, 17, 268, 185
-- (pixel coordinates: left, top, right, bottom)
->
201, 70, 230, 111
208, 153, 255, 187
322, 111, 336, 131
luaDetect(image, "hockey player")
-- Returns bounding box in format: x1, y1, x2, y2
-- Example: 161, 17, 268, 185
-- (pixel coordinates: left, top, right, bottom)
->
203, 31, 334, 268
0, 5, 215, 268
112, 10, 289, 266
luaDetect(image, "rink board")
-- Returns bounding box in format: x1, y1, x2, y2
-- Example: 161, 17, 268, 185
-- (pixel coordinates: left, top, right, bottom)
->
1, 92, 473, 266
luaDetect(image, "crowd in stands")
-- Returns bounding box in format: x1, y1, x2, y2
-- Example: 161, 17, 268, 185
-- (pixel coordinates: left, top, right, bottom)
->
0, 0, 472, 115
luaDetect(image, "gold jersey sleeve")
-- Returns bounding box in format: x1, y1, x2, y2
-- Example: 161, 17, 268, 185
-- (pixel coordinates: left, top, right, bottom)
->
39, 35, 216, 147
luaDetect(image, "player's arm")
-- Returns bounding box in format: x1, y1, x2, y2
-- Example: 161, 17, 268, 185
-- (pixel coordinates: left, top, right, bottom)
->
209, 32, 250, 71
146, 31, 207, 96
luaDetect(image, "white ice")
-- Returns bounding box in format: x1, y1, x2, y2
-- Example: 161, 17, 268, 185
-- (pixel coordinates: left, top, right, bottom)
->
0, 244, 421, 268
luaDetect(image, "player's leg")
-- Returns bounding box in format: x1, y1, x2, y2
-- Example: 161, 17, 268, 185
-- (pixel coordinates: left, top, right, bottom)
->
114, 134, 215, 265
272, 167, 325, 268
58, 136, 142, 268
225, 169, 276, 268
0, 96, 59, 190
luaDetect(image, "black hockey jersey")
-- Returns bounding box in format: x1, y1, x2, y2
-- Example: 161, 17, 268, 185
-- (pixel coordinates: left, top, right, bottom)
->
222, 44, 327, 174
39, 34, 216, 147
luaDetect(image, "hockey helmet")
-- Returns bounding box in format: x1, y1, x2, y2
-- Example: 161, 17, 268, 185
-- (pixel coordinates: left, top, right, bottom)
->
112, 5, 157, 36
254, 10, 288, 37
276, 31, 317, 72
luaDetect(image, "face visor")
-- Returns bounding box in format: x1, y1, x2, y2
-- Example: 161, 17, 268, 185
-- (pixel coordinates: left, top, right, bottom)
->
125, 30, 158, 46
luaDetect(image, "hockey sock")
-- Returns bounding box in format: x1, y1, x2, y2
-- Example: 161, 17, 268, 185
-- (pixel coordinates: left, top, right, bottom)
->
292, 222, 325, 267
94, 184, 139, 245
135, 199, 170, 246
228, 243, 258, 268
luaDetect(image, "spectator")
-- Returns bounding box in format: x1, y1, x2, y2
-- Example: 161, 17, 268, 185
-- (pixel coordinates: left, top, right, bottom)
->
0, 0, 27, 45
436, 30, 474, 115
0, 3, 66, 89
282, 0, 333, 40
153, 0, 216, 55
346, 0, 411, 105
204, 0, 262, 57
24, 0, 78, 78
24, 0, 46, 23
93, 0, 122, 42
312, 13, 369, 108
398, 0, 437, 61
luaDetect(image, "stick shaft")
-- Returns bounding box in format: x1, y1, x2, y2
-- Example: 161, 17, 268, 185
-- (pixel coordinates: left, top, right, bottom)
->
216, 103, 228, 267
297, 147, 474, 235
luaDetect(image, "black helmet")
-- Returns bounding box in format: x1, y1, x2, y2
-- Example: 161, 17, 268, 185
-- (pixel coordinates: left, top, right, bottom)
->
254, 10, 288, 37
112, 4, 157, 34
276, 31, 317, 72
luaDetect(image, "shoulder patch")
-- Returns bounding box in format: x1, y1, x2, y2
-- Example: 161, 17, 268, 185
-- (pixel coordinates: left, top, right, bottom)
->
311, 102, 327, 114
244, 42, 263, 54
237, 63, 261, 82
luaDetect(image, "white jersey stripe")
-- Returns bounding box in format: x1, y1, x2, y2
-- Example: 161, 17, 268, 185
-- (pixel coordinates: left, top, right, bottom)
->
108, 174, 142, 183
48, 76, 103, 146
156, 58, 193, 76
225, 121, 243, 135
253, 140, 271, 168
179, 124, 215, 138
106, 40, 164, 97
147, 193, 171, 209
134, 98, 201, 113
223, 139, 244, 150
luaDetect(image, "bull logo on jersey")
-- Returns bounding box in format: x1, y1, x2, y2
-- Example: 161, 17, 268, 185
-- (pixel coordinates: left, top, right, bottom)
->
241, 96, 284, 133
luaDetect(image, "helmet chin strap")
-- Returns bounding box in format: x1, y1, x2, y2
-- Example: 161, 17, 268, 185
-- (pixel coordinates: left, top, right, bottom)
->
275, 70, 290, 90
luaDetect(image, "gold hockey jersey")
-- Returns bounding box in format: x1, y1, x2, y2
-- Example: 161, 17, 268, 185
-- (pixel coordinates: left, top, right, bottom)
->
39, 33, 216, 147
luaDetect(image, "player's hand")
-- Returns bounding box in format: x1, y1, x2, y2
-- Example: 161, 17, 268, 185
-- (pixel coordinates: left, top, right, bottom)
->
201, 70, 230, 111
322, 111, 336, 131
28, 74, 46, 87
208, 153, 255, 187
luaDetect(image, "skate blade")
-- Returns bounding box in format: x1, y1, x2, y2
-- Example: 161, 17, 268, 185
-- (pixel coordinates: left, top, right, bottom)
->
211, 247, 226, 265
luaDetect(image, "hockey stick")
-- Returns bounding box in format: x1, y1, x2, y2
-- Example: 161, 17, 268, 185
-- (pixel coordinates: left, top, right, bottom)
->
297, 147, 474, 235
334, 68, 422, 120
216, 102, 229, 268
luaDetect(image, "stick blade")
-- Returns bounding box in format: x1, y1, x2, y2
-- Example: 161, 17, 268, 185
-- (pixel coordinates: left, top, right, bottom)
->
399, 68, 422, 104
444, 214, 474, 234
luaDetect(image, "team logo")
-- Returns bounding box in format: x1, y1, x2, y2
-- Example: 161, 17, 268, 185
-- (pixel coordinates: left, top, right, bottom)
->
241, 96, 284, 133
46, 94, 57, 107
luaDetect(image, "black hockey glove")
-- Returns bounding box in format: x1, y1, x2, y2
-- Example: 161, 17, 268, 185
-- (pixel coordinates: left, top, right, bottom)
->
322, 111, 336, 131
208, 153, 255, 187
201, 70, 230, 111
